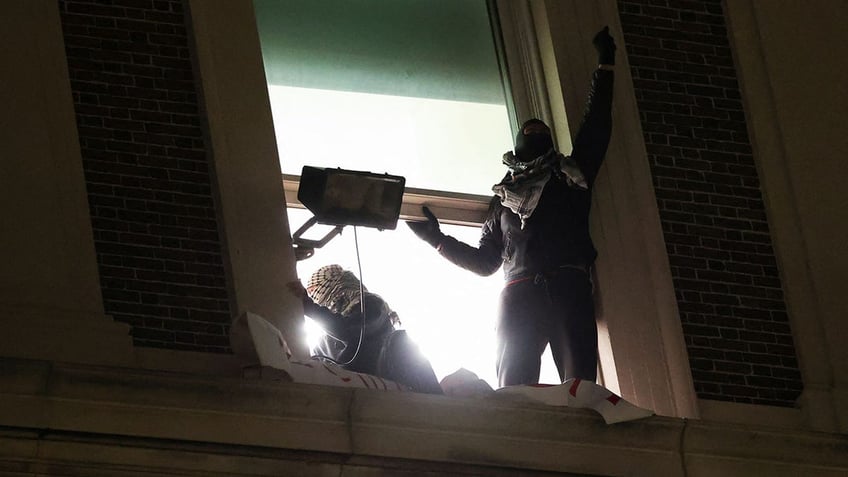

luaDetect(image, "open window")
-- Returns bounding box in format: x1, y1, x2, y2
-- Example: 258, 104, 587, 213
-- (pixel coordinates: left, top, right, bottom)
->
253, 0, 517, 213
191, 0, 697, 417
253, 0, 569, 387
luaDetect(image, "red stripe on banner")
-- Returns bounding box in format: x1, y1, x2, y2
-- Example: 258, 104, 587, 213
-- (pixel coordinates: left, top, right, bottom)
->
569, 379, 582, 397
606, 394, 621, 405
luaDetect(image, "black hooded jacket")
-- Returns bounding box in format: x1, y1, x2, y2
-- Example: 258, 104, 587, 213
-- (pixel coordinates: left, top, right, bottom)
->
304, 292, 395, 374
436, 69, 614, 282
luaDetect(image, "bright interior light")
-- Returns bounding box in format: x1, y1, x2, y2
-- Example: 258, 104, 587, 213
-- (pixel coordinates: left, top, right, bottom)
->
273, 85, 561, 388
268, 85, 513, 196
290, 209, 563, 389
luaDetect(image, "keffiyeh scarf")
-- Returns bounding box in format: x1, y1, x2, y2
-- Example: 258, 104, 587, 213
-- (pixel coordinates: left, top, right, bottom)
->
307, 264, 366, 316
492, 149, 588, 228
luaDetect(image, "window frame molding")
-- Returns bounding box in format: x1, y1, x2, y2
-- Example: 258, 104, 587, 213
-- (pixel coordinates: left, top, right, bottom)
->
190, 0, 699, 418
282, 175, 491, 226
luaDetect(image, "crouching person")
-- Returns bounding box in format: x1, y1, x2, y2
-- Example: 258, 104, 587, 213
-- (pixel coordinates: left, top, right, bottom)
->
288, 264, 442, 395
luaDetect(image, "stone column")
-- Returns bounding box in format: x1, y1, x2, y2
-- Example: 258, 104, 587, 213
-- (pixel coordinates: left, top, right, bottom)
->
725, 0, 848, 432
185, 0, 308, 358
0, 0, 132, 365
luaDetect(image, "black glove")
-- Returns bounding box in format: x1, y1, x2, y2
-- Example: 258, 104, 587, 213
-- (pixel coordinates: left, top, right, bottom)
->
406, 206, 444, 248
593, 26, 616, 65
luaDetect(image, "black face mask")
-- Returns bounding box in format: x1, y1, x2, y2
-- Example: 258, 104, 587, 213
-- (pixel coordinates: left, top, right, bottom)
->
514, 132, 553, 162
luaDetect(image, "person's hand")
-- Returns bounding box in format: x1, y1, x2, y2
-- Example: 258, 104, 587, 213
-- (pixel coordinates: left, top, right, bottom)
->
593, 26, 616, 65
405, 206, 444, 248
286, 280, 311, 304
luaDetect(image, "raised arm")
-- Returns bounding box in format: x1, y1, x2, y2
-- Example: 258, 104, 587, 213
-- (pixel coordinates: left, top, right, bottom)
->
302, 297, 364, 343
288, 279, 365, 342
569, 27, 616, 187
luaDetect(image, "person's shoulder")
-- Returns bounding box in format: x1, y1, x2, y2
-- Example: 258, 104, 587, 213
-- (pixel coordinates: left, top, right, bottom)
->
361, 292, 388, 308
485, 195, 504, 222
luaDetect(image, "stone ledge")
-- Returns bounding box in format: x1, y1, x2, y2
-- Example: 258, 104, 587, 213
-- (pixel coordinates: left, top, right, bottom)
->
0, 357, 846, 476
0, 427, 586, 477
0, 308, 133, 367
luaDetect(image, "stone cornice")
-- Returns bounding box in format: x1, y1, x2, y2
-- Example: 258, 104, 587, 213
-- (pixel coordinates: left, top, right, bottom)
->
1, 357, 846, 476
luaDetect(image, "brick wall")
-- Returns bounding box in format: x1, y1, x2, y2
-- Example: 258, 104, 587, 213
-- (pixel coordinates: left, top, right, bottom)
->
618, 0, 802, 406
59, 0, 231, 353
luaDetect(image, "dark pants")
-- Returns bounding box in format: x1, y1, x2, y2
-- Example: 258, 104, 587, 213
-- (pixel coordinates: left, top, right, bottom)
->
496, 268, 597, 387
377, 330, 443, 394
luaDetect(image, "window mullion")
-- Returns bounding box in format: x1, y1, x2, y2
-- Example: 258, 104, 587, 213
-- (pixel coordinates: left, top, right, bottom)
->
283, 175, 490, 227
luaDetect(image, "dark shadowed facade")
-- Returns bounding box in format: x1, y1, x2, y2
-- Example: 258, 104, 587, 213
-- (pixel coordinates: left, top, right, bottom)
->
1, 0, 846, 475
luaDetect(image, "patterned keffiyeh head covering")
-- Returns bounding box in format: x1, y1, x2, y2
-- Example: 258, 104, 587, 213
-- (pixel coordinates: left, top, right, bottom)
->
306, 264, 367, 315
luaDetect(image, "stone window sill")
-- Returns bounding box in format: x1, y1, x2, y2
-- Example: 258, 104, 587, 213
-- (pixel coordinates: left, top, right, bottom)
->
1, 357, 846, 476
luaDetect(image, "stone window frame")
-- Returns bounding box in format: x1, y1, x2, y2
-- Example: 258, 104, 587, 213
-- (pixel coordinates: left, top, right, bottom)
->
187, 0, 699, 418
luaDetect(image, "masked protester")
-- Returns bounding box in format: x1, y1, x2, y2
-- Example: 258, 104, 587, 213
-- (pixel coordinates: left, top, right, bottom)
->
407, 27, 616, 387
288, 264, 443, 394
